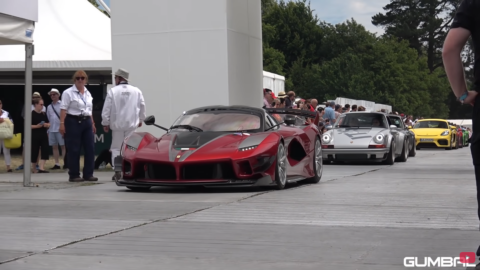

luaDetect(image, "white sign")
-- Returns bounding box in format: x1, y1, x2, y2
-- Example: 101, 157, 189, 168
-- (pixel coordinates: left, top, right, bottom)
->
0, 0, 38, 21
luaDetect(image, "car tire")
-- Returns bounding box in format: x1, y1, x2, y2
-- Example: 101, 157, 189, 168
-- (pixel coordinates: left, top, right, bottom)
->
274, 143, 287, 190
409, 140, 416, 157
396, 139, 408, 162
305, 137, 322, 184
446, 136, 453, 150
126, 186, 151, 192
384, 141, 395, 165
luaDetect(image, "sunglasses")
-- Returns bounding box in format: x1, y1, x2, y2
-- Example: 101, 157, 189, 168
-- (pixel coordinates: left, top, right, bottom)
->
76, 77, 85, 81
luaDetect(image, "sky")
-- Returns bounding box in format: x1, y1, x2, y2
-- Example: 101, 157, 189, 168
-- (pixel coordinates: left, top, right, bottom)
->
100, 0, 389, 35
310, 0, 390, 34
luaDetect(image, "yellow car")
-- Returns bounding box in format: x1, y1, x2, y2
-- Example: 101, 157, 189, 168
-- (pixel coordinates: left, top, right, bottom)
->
409, 119, 458, 150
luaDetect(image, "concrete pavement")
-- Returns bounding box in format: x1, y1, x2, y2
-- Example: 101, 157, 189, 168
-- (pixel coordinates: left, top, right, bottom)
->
0, 148, 478, 269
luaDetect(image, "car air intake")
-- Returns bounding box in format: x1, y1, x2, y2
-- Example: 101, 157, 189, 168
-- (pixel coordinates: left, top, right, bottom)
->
181, 162, 235, 180
146, 163, 176, 180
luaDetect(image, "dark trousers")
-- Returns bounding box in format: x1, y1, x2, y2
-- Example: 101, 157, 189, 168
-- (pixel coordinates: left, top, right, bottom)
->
95, 148, 112, 169
64, 115, 95, 179
471, 95, 480, 256
31, 134, 49, 163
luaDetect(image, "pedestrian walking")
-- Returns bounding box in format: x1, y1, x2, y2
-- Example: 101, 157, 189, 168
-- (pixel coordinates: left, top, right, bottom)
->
442, 0, 480, 267
101, 68, 146, 180
59, 70, 98, 182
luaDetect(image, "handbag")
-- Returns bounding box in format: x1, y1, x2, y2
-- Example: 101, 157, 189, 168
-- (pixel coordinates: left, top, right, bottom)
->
4, 133, 21, 149
0, 119, 13, 139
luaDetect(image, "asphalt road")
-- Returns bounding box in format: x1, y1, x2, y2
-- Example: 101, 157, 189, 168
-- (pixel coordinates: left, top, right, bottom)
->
0, 147, 478, 269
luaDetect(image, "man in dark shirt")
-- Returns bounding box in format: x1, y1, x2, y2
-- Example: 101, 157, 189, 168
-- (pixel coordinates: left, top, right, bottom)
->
443, 0, 480, 266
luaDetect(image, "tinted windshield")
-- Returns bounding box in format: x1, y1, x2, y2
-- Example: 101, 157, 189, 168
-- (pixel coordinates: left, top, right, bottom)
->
172, 112, 261, 132
334, 113, 387, 128
414, 121, 448, 129
388, 117, 404, 128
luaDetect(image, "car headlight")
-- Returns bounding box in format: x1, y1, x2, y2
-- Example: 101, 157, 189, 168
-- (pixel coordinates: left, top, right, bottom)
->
322, 134, 331, 144
373, 134, 384, 144
441, 130, 449, 136
239, 145, 258, 151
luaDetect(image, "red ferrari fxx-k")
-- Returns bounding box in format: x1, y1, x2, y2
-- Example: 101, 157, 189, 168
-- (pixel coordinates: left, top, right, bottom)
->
114, 106, 322, 191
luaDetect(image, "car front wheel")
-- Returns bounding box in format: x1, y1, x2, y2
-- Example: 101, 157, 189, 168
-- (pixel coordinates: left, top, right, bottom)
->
305, 137, 322, 184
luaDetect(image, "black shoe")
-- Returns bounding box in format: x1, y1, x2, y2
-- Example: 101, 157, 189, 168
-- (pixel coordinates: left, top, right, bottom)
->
50, 165, 61, 170
69, 177, 84, 182
7, 169, 12, 173
38, 170, 49, 173
84, 177, 98, 181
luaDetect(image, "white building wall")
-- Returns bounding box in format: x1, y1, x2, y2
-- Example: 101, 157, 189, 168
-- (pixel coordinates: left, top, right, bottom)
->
111, 0, 263, 137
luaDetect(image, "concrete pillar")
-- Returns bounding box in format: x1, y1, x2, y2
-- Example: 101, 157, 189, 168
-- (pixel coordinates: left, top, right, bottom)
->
111, 0, 263, 136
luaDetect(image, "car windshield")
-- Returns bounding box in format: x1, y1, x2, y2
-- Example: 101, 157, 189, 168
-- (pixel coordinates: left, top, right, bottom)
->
334, 113, 387, 128
414, 121, 448, 129
172, 112, 261, 132
388, 117, 404, 128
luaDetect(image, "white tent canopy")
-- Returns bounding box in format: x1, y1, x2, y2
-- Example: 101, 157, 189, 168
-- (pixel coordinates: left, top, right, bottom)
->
0, 13, 35, 45
0, 0, 111, 72
0, 1, 36, 186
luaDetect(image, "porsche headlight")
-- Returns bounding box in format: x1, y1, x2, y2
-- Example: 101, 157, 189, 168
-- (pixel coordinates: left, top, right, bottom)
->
441, 130, 449, 136
322, 134, 332, 144
373, 134, 384, 144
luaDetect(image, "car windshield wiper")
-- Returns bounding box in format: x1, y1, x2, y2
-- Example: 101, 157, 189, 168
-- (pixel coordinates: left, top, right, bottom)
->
170, 125, 203, 132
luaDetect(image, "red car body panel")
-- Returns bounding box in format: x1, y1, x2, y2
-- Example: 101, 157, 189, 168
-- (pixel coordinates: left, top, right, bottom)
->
116, 106, 321, 188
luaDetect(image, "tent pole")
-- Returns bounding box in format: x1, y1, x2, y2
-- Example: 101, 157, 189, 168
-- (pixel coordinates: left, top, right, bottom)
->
23, 44, 34, 187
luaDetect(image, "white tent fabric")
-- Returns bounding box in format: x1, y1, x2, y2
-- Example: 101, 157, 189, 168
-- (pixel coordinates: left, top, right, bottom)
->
0, 3, 36, 186
0, 13, 35, 45
0, 0, 111, 70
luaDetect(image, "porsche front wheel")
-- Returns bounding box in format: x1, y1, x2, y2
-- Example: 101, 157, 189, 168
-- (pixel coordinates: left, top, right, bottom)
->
305, 137, 322, 184
274, 143, 287, 190
384, 141, 395, 165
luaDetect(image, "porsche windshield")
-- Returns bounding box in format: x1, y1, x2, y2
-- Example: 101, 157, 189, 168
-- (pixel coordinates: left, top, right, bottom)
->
334, 113, 387, 128
172, 112, 261, 132
414, 121, 448, 129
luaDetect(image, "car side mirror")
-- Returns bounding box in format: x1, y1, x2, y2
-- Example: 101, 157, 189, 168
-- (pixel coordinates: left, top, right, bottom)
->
144, 115, 155, 125
326, 125, 333, 130
408, 126, 412, 129
390, 125, 397, 129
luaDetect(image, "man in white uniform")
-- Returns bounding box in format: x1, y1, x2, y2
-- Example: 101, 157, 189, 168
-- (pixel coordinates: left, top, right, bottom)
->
101, 68, 146, 180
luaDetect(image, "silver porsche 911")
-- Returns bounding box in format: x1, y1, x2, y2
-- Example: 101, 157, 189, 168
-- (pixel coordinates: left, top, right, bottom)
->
322, 112, 413, 165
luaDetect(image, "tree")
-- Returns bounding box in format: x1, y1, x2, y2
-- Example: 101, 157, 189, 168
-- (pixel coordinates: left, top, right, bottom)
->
263, 0, 323, 69
372, 0, 460, 73
88, 0, 110, 17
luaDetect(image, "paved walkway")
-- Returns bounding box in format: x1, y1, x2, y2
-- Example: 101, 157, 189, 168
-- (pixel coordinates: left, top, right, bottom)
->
0, 148, 477, 269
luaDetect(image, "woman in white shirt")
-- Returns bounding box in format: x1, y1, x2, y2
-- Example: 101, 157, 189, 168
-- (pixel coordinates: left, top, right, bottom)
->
59, 70, 98, 182
0, 100, 12, 172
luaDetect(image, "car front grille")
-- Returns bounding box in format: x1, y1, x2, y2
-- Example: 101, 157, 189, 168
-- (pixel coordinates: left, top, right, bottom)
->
335, 154, 368, 160
181, 162, 235, 180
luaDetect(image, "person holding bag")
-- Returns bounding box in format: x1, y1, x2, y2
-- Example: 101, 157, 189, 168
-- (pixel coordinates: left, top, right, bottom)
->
0, 100, 13, 172
46, 88, 66, 170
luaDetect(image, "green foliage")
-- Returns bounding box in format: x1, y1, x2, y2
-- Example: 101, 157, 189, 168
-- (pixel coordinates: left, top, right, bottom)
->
87, 0, 110, 17
261, 0, 454, 117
